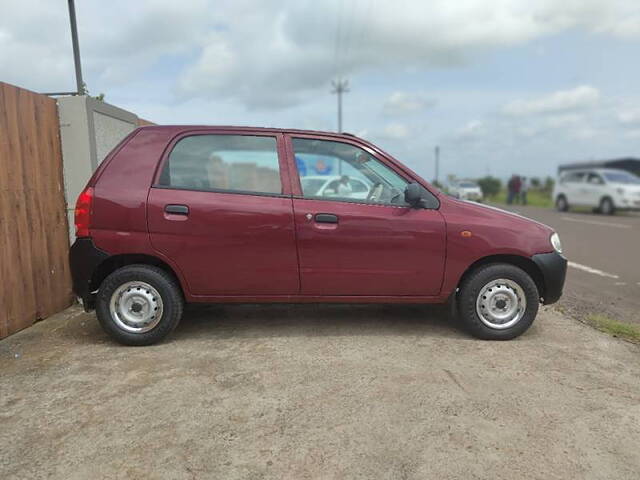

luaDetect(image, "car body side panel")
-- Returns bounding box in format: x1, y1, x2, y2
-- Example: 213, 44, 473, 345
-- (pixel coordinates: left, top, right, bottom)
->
292, 198, 447, 295
437, 198, 554, 297
82, 125, 560, 306
147, 188, 300, 296
89, 127, 191, 293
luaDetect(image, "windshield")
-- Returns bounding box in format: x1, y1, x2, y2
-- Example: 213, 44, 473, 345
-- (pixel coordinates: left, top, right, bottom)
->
459, 182, 478, 188
603, 172, 640, 184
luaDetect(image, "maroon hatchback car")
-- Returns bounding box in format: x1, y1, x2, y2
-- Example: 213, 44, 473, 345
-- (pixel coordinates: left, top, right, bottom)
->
70, 126, 567, 345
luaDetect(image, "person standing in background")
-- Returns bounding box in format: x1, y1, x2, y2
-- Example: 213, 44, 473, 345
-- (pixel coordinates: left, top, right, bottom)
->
520, 176, 529, 205
513, 175, 522, 204
507, 175, 515, 204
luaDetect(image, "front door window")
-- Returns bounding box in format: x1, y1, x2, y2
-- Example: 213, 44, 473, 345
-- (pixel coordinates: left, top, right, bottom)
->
292, 138, 409, 206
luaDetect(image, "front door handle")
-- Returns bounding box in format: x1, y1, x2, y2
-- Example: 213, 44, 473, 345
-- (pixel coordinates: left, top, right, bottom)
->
314, 213, 338, 224
165, 204, 189, 215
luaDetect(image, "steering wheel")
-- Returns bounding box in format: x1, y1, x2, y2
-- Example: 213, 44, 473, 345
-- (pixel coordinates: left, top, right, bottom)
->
366, 183, 384, 203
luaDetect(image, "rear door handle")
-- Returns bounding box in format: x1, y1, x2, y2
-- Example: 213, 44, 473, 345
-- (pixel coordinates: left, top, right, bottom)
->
165, 204, 189, 215
314, 213, 338, 224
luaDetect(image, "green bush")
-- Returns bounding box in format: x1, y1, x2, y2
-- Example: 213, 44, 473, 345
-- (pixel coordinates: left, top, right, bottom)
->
476, 176, 502, 197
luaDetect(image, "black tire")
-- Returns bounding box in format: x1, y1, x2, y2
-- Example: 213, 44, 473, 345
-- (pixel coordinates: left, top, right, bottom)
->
599, 197, 615, 215
555, 195, 569, 212
96, 264, 184, 346
457, 263, 539, 340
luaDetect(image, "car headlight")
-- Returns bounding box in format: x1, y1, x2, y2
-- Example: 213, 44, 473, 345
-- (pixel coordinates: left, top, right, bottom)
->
550, 232, 563, 254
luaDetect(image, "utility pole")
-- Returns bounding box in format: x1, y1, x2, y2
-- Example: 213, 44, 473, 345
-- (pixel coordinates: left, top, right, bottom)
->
41, 0, 85, 96
434, 146, 440, 185
331, 79, 349, 133
68, 0, 85, 95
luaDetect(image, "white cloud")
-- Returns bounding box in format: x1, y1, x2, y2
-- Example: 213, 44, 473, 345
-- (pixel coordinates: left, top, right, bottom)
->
456, 120, 485, 139
502, 85, 600, 116
383, 92, 433, 115
174, 0, 640, 109
2, 1, 640, 107
617, 109, 640, 125
381, 123, 411, 140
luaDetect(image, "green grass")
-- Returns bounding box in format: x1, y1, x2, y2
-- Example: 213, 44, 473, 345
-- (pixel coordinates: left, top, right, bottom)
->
585, 314, 640, 343
488, 189, 553, 208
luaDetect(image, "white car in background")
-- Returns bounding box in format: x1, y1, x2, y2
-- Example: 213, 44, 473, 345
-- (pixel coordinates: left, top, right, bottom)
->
553, 168, 640, 215
300, 175, 371, 200
449, 180, 484, 202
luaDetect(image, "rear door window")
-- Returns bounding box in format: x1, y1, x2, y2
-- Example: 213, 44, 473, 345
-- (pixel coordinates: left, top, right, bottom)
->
159, 134, 282, 195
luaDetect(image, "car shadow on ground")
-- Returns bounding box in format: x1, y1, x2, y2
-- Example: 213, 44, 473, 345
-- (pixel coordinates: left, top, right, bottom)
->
169, 303, 467, 342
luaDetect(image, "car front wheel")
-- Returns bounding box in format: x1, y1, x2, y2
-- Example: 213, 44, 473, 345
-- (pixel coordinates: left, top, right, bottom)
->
96, 264, 184, 346
599, 197, 615, 215
555, 195, 569, 212
457, 263, 539, 340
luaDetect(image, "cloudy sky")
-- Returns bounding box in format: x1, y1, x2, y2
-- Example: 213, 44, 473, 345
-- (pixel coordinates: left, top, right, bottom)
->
3, 0, 640, 181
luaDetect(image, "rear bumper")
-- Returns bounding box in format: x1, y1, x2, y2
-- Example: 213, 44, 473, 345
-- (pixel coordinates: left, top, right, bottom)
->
532, 251, 567, 305
69, 238, 109, 311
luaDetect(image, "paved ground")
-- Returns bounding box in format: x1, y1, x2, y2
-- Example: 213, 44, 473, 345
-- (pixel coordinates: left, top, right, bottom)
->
2, 304, 639, 479
495, 204, 640, 325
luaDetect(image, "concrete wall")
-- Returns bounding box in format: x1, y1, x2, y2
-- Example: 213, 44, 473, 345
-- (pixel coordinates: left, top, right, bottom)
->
57, 96, 145, 240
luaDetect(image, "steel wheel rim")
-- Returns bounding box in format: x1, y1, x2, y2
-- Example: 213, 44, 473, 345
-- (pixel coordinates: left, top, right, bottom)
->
109, 281, 163, 333
476, 278, 527, 330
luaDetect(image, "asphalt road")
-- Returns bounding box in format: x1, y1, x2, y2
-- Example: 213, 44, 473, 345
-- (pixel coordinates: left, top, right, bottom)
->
495, 204, 640, 325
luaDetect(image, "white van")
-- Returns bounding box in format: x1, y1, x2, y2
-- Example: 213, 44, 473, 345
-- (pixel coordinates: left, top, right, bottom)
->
553, 168, 640, 214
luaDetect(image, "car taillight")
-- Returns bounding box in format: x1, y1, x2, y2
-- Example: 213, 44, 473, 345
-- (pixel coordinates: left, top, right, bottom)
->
74, 186, 94, 238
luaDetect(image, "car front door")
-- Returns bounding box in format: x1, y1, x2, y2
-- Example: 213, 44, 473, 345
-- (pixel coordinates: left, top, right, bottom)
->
583, 171, 605, 206
147, 131, 299, 296
287, 135, 446, 296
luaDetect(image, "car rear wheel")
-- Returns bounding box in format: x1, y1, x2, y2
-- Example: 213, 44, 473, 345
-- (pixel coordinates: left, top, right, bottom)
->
96, 264, 184, 346
599, 197, 615, 215
555, 195, 569, 212
457, 263, 539, 340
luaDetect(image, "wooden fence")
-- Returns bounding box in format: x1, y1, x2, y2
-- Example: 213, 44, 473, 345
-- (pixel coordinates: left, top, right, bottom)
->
0, 82, 73, 339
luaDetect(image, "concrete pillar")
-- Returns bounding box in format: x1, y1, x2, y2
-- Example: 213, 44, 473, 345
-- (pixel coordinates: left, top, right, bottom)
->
57, 96, 141, 240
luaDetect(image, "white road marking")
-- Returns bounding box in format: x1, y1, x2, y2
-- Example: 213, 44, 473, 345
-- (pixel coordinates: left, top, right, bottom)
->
614, 282, 627, 286
560, 216, 632, 229
568, 261, 619, 279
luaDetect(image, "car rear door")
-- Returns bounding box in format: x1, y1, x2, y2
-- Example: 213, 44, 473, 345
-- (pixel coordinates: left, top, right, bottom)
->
147, 131, 299, 296
287, 135, 446, 296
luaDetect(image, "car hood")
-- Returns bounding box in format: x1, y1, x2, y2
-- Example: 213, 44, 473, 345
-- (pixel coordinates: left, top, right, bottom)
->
456, 198, 554, 231
611, 183, 640, 193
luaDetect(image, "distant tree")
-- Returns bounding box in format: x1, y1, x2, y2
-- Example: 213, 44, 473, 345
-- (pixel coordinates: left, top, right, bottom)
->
543, 176, 555, 193
432, 179, 444, 189
476, 176, 502, 197
530, 177, 541, 189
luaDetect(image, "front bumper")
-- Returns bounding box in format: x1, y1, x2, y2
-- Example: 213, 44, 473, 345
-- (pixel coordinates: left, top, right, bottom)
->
532, 251, 567, 305
69, 238, 109, 311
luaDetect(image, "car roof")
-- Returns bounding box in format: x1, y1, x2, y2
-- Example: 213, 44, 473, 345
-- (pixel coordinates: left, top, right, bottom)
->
561, 168, 631, 175
136, 124, 360, 139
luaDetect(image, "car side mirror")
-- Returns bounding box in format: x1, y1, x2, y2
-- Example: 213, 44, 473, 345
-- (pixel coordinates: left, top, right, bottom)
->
404, 182, 438, 209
